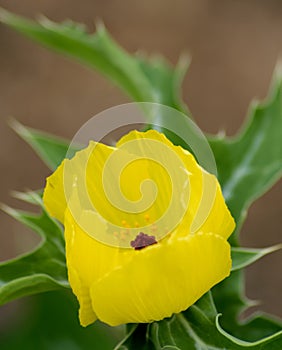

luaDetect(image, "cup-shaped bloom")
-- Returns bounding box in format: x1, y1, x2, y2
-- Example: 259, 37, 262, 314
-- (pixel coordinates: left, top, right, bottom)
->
43, 130, 235, 327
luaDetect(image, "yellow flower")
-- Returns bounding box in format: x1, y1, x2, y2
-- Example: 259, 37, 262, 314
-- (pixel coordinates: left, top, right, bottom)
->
43, 130, 235, 327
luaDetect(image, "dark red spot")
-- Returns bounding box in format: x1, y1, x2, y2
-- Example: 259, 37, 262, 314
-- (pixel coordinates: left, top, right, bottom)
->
130, 232, 157, 250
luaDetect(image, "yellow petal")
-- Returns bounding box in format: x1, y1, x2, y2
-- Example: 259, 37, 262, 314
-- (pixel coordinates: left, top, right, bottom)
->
79, 130, 192, 246
64, 208, 135, 326
90, 232, 231, 326
43, 161, 67, 223
192, 171, 235, 239
85, 142, 170, 227
117, 130, 202, 232
117, 129, 235, 239
42, 142, 97, 223
182, 168, 235, 239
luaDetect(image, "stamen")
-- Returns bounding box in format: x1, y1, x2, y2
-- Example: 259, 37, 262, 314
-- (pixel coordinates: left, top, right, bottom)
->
151, 224, 157, 232
130, 232, 157, 250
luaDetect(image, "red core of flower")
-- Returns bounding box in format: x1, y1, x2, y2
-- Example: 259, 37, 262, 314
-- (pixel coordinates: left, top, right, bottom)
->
130, 232, 157, 250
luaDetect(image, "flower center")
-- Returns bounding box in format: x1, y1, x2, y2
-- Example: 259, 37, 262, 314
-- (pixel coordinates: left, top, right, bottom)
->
130, 232, 157, 250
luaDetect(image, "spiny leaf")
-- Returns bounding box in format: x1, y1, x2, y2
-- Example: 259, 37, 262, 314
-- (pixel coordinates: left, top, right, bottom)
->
212, 270, 282, 343
231, 245, 282, 271
11, 189, 43, 204
117, 293, 282, 349
210, 69, 282, 244
10, 119, 80, 171
0, 199, 69, 305
0, 8, 189, 112
211, 68, 282, 336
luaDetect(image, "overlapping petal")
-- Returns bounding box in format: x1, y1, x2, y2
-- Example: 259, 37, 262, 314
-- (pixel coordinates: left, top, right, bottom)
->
43, 129, 235, 327
90, 232, 231, 326
64, 208, 135, 326
117, 130, 235, 239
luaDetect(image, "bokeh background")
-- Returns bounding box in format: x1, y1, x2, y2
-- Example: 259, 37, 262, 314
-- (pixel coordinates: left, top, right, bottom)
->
0, 0, 281, 332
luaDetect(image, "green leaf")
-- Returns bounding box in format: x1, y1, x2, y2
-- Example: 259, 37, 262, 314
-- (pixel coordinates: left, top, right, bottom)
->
222, 312, 282, 343
209, 69, 282, 244
117, 293, 282, 349
0, 8, 188, 113
222, 244, 282, 339
210, 68, 282, 337
10, 119, 80, 171
0, 290, 123, 350
0, 194, 69, 306
137, 54, 189, 112
231, 245, 282, 271
11, 189, 43, 204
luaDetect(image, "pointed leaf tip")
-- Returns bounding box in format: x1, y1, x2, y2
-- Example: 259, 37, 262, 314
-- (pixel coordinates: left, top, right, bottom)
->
231, 245, 282, 271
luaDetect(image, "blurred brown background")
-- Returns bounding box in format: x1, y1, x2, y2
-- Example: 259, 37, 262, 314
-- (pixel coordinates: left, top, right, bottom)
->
0, 0, 281, 322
